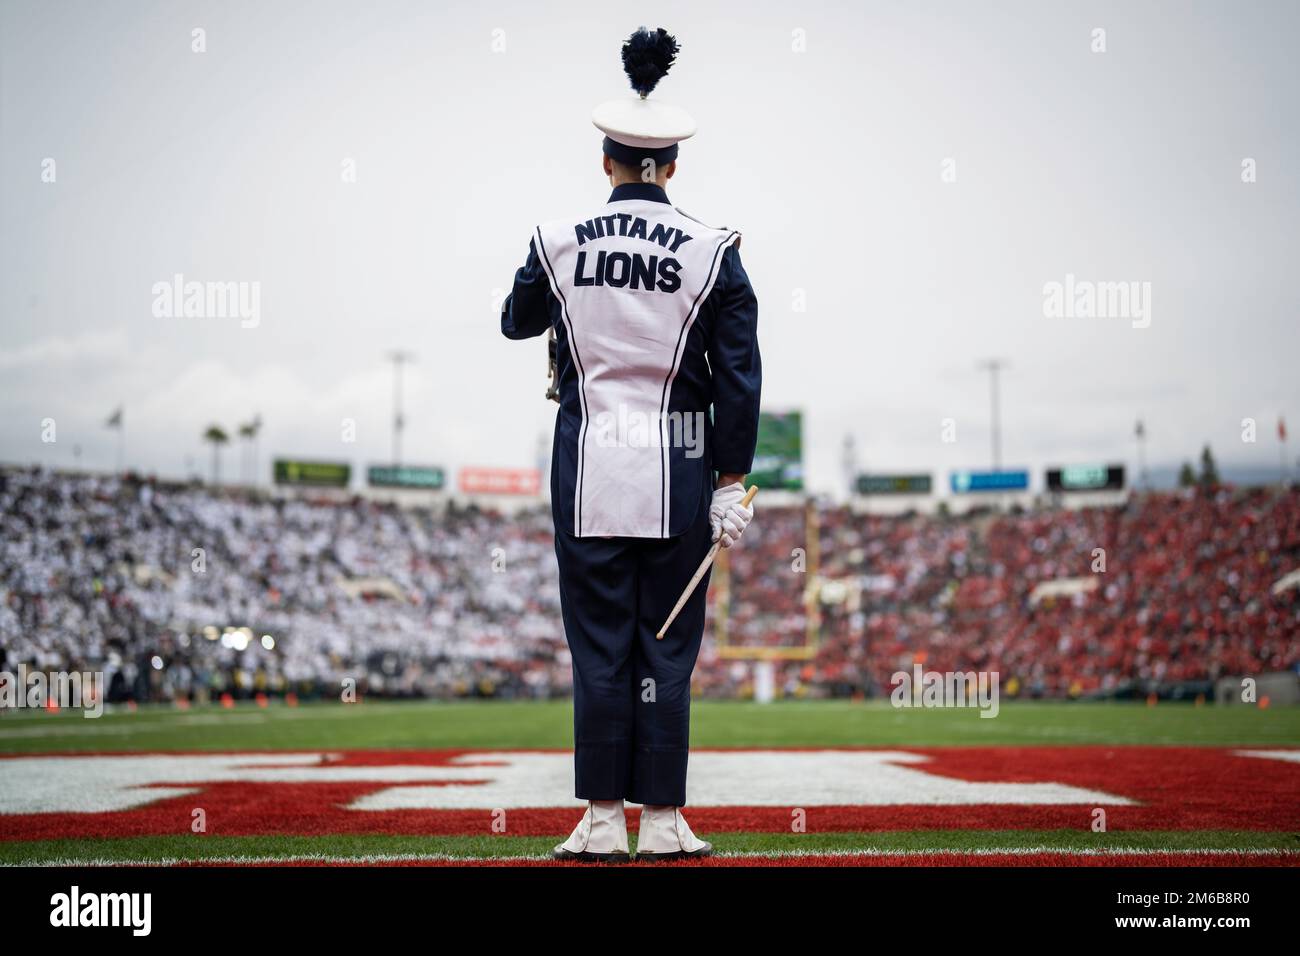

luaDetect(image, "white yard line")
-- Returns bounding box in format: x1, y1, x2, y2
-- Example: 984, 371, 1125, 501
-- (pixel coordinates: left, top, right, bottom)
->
10, 846, 1296, 867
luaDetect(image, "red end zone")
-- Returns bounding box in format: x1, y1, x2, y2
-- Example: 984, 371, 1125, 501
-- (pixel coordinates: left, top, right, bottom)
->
1, 746, 1296, 841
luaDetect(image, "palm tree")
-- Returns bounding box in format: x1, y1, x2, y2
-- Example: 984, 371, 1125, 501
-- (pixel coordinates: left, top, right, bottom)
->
203, 425, 230, 484
1199, 444, 1220, 489
237, 414, 262, 484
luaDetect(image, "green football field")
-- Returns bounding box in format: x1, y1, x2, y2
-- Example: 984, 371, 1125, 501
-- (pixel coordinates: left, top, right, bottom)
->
3, 698, 1298, 753
1, 700, 1297, 866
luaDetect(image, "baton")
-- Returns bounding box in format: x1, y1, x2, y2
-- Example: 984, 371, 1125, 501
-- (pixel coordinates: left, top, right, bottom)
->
656, 485, 758, 640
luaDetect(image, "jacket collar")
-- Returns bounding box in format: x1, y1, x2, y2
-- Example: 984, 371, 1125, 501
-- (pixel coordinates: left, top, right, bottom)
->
608, 182, 670, 205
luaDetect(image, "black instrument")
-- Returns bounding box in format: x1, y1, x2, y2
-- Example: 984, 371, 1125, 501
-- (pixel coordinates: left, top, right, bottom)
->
545, 327, 560, 403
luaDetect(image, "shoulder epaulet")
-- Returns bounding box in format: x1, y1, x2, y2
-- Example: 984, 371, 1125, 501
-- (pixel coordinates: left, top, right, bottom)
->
674, 207, 741, 250
674, 207, 726, 231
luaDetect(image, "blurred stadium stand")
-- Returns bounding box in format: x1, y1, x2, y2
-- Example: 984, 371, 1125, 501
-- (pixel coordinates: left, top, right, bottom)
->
1, 467, 1296, 704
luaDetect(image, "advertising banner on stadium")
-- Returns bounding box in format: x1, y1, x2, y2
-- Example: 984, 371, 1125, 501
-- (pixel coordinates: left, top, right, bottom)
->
458, 467, 541, 496
748, 410, 804, 491
367, 465, 446, 490
1045, 464, 1125, 492
273, 459, 351, 488
950, 469, 1029, 493
856, 473, 932, 495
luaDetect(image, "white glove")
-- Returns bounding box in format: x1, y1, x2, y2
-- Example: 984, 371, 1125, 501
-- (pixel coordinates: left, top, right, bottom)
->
709, 482, 753, 549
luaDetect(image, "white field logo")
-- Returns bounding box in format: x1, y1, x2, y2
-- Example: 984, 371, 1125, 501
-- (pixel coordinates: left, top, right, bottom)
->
50, 886, 151, 936
890, 664, 1000, 719
592, 404, 705, 458
0, 665, 103, 718
151, 273, 260, 328
1042, 273, 1151, 329
0, 751, 1134, 814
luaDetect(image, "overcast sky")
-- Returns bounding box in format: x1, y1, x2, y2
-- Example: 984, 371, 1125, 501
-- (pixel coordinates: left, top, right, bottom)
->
1, 0, 1297, 496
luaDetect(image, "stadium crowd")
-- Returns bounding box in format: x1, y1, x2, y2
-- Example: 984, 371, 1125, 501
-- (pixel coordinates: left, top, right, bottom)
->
752, 488, 1300, 699
1, 466, 1297, 703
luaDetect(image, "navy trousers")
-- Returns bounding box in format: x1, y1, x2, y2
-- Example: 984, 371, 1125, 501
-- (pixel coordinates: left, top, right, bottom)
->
553, 501, 713, 808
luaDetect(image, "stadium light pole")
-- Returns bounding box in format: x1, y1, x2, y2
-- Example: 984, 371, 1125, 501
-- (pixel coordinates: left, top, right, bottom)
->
1280, 415, 1289, 487
388, 351, 415, 467
977, 359, 1007, 472
1135, 417, 1149, 490
841, 434, 857, 498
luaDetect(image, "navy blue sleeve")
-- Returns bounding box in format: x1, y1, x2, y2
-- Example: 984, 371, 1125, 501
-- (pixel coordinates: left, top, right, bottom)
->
501, 238, 554, 340
705, 244, 762, 475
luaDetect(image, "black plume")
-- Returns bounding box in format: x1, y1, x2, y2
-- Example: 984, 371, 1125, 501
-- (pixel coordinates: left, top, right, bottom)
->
621, 27, 679, 98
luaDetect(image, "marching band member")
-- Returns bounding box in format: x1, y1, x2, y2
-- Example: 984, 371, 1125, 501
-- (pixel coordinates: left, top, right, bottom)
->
502, 27, 761, 861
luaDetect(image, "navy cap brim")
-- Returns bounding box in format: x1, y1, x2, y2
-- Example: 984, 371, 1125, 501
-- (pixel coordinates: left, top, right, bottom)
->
602, 136, 679, 166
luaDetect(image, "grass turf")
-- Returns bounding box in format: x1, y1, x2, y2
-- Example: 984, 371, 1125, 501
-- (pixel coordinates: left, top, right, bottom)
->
2, 700, 1295, 865
3, 830, 1296, 866
1, 698, 1297, 754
